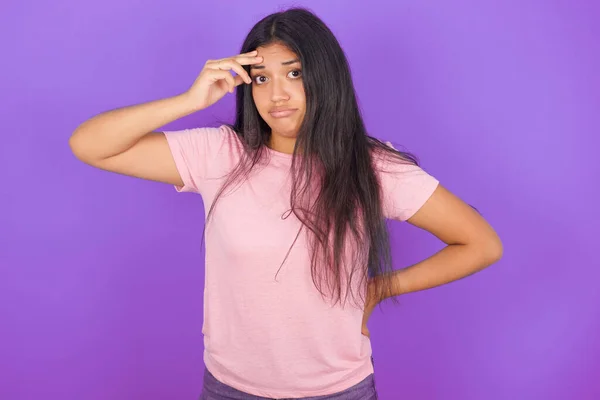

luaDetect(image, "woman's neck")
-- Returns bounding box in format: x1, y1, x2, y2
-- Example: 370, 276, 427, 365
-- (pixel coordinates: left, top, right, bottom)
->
268, 134, 297, 155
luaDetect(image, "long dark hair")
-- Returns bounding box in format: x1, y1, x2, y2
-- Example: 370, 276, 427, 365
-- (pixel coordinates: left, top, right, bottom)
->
204, 7, 422, 310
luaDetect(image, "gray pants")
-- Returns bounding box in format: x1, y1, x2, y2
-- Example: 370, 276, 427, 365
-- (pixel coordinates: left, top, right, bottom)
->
200, 357, 378, 399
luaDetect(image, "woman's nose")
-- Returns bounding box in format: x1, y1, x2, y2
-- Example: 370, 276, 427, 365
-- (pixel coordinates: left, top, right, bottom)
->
270, 79, 290, 102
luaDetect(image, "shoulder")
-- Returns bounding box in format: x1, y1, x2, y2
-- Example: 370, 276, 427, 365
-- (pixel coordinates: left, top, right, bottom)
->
162, 123, 244, 170
370, 143, 424, 178
370, 143, 440, 221
163, 124, 237, 141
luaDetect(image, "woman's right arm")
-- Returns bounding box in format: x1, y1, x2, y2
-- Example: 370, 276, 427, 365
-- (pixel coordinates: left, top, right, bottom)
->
69, 94, 199, 186
68, 50, 261, 186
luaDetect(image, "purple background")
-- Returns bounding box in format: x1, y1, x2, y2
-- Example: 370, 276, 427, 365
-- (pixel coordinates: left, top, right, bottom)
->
2, 1, 599, 399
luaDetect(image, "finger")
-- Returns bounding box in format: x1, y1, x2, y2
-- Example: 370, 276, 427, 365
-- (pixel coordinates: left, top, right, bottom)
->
207, 55, 262, 70
233, 55, 263, 66
238, 49, 258, 57
222, 60, 252, 84
209, 70, 236, 93
236, 55, 263, 68
212, 59, 254, 84
210, 53, 262, 66
233, 74, 246, 87
223, 72, 236, 93
225, 58, 261, 83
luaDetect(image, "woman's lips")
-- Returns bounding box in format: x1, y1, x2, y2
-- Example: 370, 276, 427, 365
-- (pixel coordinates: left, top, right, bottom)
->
269, 109, 297, 118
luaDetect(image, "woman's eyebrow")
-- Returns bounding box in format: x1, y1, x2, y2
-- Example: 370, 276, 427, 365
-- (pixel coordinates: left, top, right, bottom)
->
250, 59, 301, 70
282, 58, 300, 65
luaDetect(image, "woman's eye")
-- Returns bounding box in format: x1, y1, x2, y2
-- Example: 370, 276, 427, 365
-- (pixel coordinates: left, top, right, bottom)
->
252, 70, 301, 85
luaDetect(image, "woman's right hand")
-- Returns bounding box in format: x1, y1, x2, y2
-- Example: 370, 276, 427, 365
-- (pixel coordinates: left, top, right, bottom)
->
184, 50, 263, 111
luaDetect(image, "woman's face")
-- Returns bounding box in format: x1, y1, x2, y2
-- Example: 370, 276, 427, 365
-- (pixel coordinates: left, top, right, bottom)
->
250, 43, 306, 141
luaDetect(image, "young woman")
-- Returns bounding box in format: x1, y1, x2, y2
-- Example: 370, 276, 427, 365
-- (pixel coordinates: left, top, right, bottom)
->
69, 7, 502, 400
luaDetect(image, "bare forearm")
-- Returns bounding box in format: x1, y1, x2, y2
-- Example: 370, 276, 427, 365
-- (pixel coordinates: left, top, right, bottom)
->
378, 243, 502, 299
69, 93, 198, 161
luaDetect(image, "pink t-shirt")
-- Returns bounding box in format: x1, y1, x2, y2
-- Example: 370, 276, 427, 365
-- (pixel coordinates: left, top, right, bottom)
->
163, 125, 439, 398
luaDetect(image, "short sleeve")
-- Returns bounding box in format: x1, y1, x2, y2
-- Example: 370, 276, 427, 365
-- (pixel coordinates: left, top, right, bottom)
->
162, 125, 239, 194
377, 154, 440, 222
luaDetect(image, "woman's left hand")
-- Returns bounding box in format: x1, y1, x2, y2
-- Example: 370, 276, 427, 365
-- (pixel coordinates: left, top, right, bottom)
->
361, 279, 379, 338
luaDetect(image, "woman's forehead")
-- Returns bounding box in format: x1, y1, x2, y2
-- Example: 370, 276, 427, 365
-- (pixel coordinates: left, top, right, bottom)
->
255, 43, 297, 60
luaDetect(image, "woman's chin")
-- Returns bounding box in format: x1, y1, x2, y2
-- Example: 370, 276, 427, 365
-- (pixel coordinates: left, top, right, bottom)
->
269, 123, 300, 137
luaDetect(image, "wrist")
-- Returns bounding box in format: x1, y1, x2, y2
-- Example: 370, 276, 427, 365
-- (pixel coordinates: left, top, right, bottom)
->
176, 91, 203, 114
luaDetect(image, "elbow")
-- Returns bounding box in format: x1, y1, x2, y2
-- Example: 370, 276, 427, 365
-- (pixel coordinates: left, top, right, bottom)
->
69, 129, 93, 163
68, 134, 85, 161
483, 235, 503, 264
68, 133, 78, 154
464, 234, 503, 267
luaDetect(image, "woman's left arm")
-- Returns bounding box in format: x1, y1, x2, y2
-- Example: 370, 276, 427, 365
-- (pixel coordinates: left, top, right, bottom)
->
378, 183, 503, 299
361, 182, 503, 337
